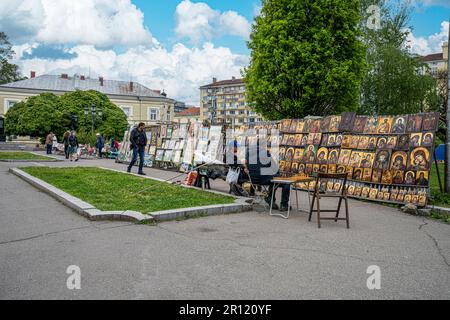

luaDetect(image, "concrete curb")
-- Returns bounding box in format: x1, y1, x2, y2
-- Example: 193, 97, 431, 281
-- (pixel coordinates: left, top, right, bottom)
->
427, 205, 450, 216
0, 151, 62, 162
10, 167, 253, 223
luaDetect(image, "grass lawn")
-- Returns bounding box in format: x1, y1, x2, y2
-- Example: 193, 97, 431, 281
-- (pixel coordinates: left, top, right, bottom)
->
0, 151, 55, 161
21, 167, 235, 213
429, 163, 450, 207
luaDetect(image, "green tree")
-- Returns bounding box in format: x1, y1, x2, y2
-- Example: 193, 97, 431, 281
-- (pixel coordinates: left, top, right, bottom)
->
359, 0, 439, 115
5, 90, 128, 143
0, 32, 25, 84
244, 0, 366, 120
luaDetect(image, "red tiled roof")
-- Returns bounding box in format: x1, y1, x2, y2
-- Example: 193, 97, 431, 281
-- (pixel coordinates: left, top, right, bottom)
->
200, 78, 244, 88
175, 107, 200, 117
420, 53, 444, 62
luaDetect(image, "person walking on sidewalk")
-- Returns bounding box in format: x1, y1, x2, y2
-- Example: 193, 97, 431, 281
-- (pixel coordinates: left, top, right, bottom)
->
62, 131, 70, 159
127, 122, 147, 175
68, 131, 79, 162
45, 132, 53, 154
95, 133, 105, 158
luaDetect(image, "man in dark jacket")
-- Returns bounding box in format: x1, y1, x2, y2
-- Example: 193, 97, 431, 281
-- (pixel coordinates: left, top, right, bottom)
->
127, 122, 147, 175
95, 133, 105, 158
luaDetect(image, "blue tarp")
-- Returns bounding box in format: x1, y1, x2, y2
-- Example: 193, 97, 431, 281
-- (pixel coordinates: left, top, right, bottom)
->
435, 144, 445, 161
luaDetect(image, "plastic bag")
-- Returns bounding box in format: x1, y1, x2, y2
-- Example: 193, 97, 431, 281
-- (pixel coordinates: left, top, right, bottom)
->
226, 167, 240, 185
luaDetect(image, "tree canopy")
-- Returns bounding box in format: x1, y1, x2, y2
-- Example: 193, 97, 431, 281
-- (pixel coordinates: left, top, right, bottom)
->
5, 90, 128, 143
244, 0, 367, 120
0, 32, 25, 84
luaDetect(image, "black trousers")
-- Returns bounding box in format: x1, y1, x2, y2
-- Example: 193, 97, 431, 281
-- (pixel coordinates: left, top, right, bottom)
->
46, 144, 52, 154
64, 145, 69, 159
267, 183, 290, 207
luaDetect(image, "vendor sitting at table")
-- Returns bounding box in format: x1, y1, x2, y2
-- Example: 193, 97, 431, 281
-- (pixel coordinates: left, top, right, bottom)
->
241, 142, 291, 212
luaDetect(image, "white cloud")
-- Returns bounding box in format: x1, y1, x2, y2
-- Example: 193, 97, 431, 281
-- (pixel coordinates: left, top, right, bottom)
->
407, 21, 449, 56
175, 0, 252, 44
0, 0, 155, 48
14, 43, 249, 105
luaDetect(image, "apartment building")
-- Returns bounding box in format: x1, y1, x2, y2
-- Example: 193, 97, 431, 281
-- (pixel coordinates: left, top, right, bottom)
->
200, 77, 263, 126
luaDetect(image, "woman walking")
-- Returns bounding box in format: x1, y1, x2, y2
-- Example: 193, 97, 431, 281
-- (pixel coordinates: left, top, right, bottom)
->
68, 131, 79, 162
62, 131, 70, 159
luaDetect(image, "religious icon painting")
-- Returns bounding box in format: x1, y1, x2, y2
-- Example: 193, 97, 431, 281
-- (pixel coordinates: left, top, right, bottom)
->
316, 147, 329, 164
422, 112, 439, 131
392, 170, 405, 184
341, 135, 352, 148
312, 164, 320, 174
313, 133, 322, 145
421, 132, 434, 147
362, 168, 373, 182
281, 119, 291, 132
362, 186, 370, 198
320, 164, 328, 173
354, 184, 363, 197
279, 147, 287, 161
320, 116, 331, 132
353, 116, 367, 133
285, 147, 295, 162
303, 118, 313, 133
397, 189, 406, 202
381, 170, 393, 184
349, 135, 360, 149
333, 181, 343, 193
291, 162, 299, 174
418, 193, 427, 207
404, 171, 416, 185
367, 136, 377, 150
293, 148, 304, 162
328, 116, 341, 133
409, 133, 422, 148
376, 136, 388, 149
281, 134, 289, 145
376, 117, 393, 134
306, 133, 315, 145
391, 116, 407, 134
349, 151, 363, 167
404, 194, 412, 204
294, 134, 303, 146
327, 134, 337, 147
409, 147, 430, 170
298, 163, 306, 174
279, 161, 287, 173
352, 168, 363, 181
335, 134, 343, 147
296, 120, 305, 133
386, 136, 397, 149
374, 150, 391, 170
369, 188, 378, 200
396, 134, 409, 150
336, 165, 347, 174
328, 164, 337, 174
406, 114, 423, 133
303, 145, 318, 163
290, 134, 298, 146
289, 119, 298, 133
327, 180, 335, 192
310, 119, 322, 133
383, 190, 391, 201
339, 112, 356, 132
284, 162, 292, 173
357, 136, 370, 149
320, 134, 328, 146
300, 134, 308, 147
390, 151, 408, 170
337, 149, 352, 166
372, 169, 382, 183
347, 184, 356, 196
377, 188, 385, 200
416, 171, 429, 186
364, 116, 378, 134
390, 187, 399, 201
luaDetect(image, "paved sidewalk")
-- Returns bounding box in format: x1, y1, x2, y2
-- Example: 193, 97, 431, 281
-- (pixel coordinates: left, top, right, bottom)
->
0, 153, 449, 299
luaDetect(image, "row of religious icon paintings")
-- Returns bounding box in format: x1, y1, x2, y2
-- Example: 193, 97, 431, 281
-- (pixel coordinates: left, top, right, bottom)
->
280, 112, 439, 135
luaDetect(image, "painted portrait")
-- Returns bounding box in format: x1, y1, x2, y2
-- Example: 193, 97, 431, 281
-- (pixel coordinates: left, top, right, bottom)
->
305, 164, 314, 175
364, 116, 378, 134
300, 135, 308, 146
327, 134, 336, 147
404, 171, 416, 185
279, 147, 286, 161
294, 148, 304, 162
303, 145, 318, 163
386, 136, 397, 149
349, 151, 363, 167
353, 116, 367, 133
341, 135, 352, 148
397, 134, 410, 150
320, 117, 331, 132
350, 167, 360, 180
368, 137, 377, 150
422, 132, 434, 147
409, 133, 422, 148
390, 188, 399, 201
409, 147, 430, 170
337, 149, 352, 166
390, 151, 407, 170
313, 133, 322, 145
376, 117, 393, 134
328, 149, 340, 164
328, 116, 341, 133
349, 135, 360, 149
296, 120, 305, 133
336, 165, 347, 174
320, 164, 328, 173
377, 189, 385, 201
418, 194, 427, 206
313, 164, 320, 174
360, 152, 375, 168
298, 163, 306, 174
294, 134, 303, 146
422, 112, 439, 131
327, 180, 335, 192
357, 136, 370, 149
333, 182, 342, 193
335, 134, 343, 146
284, 162, 292, 173
303, 119, 312, 133
310, 119, 322, 133
328, 164, 337, 174
321, 134, 328, 146
374, 150, 391, 170
291, 162, 299, 174
346, 166, 354, 180
354, 184, 363, 197
279, 161, 287, 173
397, 189, 406, 202
406, 114, 423, 133
416, 171, 429, 186
392, 116, 407, 134
281, 134, 290, 145
362, 168, 373, 182
381, 170, 393, 184
316, 147, 329, 164
369, 188, 378, 200
306, 133, 315, 145
339, 112, 356, 132
347, 184, 356, 196
281, 119, 292, 132
289, 119, 299, 133
377, 136, 387, 149
285, 147, 295, 162
392, 170, 405, 184
383, 190, 391, 201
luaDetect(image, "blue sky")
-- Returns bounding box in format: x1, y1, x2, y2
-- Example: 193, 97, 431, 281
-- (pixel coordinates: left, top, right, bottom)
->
0, 0, 449, 104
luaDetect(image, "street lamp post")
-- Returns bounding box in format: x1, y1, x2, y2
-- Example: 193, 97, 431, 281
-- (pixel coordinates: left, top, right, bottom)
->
70, 115, 78, 130
84, 103, 103, 133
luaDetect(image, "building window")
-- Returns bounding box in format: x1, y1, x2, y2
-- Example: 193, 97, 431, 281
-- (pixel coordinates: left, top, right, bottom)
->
148, 108, 160, 121
120, 106, 133, 119
4, 99, 20, 113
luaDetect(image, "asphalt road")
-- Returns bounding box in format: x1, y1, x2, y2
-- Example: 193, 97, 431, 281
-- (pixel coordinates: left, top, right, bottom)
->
0, 158, 449, 299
